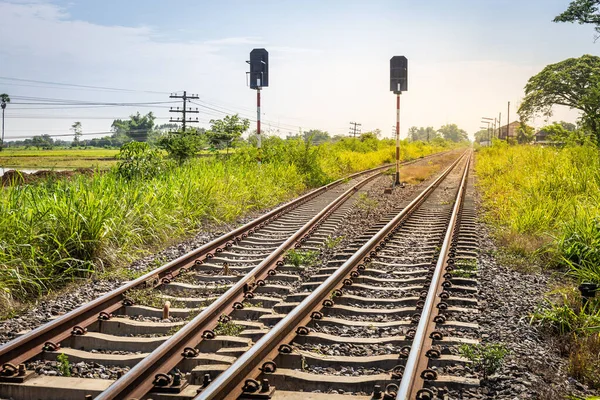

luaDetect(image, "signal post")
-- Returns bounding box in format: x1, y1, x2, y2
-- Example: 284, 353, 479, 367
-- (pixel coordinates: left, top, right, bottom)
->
390, 56, 408, 187
247, 49, 269, 163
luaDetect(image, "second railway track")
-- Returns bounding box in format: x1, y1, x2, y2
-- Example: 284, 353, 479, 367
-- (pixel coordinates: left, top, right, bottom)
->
0, 150, 479, 400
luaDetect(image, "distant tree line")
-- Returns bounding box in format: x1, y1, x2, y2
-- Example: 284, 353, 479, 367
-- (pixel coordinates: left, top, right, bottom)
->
407, 124, 468, 143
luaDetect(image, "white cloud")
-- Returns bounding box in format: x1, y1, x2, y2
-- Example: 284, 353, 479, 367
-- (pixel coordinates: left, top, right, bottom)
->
204, 37, 264, 46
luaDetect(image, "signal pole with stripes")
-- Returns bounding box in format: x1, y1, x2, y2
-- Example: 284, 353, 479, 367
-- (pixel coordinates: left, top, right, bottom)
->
395, 93, 401, 185
169, 91, 199, 132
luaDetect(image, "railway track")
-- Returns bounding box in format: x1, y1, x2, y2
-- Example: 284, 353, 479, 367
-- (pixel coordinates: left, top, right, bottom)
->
187, 151, 478, 400
0, 151, 463, 400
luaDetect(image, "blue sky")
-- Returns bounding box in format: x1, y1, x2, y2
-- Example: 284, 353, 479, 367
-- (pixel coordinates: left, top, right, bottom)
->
0, 0, 597, 140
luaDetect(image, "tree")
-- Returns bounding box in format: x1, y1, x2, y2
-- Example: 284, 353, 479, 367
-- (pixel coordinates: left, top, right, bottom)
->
158, 128, 207, 165
128, 112, 156, 142
110, 112, 156, 144
1, 93, 9, 150
438, 124, 468, 142
207, 114, 250, 152
31, 134, 54, 150
474, 129, 490, 143
554, 0, 600, 40
518, 55, 600, 145
303, 129, 330, 145
555, 120, 577, 131
408, 126, 437, 142
516, 122, 535, 144
71, 121, 82, 147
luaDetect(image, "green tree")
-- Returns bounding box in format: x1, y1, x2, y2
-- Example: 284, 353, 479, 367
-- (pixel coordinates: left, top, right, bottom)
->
71, 121, 82, 147
116, 141, 163, 180
556, 120, 577, 131
518, 55, 600, 145
438, 124, 468, 142
474, 129, 490, 143
1, 93, 9, 150
110, 112, 156, 144
516, 122, 535, 144
540, 123, 591, 145
207, 114, 250, 152
303, 129, 330, 145
128, 112, 156, 142
31, 134, 54, 150
409, 126, 438, 142
158, 128, 207, 165
554, 0, 600, 40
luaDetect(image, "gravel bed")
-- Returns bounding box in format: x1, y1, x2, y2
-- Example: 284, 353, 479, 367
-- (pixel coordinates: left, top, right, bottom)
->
346, 288, 421, 299
26, 359, 129, 380
294, 342, 405, 357
325, 313, 411, 322
312, 323, 405, 338
301, 365, 387, 376
114, 314, 185, 323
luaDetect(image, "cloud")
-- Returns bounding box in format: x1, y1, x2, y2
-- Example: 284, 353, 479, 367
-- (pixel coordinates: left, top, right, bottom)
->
204, 37, 265, 46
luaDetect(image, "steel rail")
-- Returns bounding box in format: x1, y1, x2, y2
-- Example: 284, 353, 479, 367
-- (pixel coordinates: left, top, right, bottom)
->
194, 151, 468, 400
0, 158, 408, 373
396, 150, 472, 399
95, 165, 392, 400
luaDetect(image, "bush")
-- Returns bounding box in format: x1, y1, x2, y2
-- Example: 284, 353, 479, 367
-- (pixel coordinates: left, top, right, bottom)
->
116, 142, 164, 180
157, 130, 205, 165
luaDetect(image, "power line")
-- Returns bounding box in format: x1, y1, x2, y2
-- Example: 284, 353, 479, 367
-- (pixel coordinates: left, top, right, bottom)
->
0, 76, 169, 95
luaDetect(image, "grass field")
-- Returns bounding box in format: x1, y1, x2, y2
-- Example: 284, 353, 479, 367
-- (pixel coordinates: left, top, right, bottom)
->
0, 148, 119, 169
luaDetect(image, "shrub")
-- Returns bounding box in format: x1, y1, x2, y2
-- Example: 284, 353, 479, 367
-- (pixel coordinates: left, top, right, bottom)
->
157, 129, 205, 165
116, 141, 164, 180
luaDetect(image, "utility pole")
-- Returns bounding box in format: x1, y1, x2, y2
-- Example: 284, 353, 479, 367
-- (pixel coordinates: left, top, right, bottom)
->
498, 112, 501, 139
169, 91, 199, 132
506, 101, 510, 143
482, 117, 494, 145
349, 122, 362, 138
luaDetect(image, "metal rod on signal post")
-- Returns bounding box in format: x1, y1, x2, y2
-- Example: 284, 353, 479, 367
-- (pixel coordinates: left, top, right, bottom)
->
257, 88, 261, 163
395, 92, 401, 185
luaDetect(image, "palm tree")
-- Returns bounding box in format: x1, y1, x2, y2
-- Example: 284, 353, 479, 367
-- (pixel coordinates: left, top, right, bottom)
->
1, 93, 10, 151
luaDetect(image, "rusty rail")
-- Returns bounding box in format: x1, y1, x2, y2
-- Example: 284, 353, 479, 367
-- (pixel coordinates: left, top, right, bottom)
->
193, 151, 468, 400
396, 151, 472, 399
95, 165, 392, 400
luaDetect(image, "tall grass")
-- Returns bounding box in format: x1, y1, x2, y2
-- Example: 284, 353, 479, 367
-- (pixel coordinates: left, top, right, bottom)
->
476, 142, 600, 282
0, 138, 456, 312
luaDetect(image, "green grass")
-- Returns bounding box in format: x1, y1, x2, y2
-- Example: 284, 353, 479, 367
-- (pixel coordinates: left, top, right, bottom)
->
0, 138, 458, 315
0, 148, 119, 169
476, 143, 600, 281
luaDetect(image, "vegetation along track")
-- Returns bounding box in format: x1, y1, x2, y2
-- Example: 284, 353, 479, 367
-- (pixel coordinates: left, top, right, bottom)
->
0, 152, 453, 400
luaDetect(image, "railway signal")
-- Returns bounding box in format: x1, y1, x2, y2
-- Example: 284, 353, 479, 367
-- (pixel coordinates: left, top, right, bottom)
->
390, 56, 408, 186
247, 48, 269, 163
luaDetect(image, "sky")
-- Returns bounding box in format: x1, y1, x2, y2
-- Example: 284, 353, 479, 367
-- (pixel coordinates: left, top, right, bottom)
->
0, 0, 598, 141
